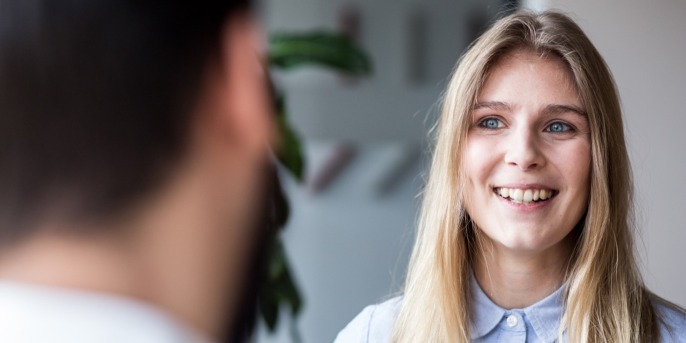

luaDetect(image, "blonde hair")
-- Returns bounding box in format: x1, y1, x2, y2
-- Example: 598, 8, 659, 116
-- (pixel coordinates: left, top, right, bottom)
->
392, 10, 658, 342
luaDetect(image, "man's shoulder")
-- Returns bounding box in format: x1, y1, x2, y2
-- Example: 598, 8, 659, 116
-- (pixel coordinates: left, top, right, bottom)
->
0, 281, 207, 343
653, 297, 686, 342
334, 296, 403, 343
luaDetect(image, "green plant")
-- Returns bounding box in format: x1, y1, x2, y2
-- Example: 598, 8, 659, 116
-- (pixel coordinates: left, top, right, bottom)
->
259, 31, 373, 337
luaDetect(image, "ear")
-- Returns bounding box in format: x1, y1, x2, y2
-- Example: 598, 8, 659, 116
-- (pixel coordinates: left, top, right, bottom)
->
213, 12, 274, 158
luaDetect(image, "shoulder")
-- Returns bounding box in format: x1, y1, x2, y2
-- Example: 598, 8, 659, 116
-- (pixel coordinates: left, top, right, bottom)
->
0, 281, 204, 343
653, 297, 686, 342
334, 296, 403, 343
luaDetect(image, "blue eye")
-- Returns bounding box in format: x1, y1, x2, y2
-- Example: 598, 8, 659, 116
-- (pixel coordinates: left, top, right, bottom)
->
479, 118, 503, 129
546, 122, 571, 133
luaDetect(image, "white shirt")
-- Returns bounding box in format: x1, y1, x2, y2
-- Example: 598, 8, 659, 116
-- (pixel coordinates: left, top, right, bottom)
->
0, 280, 213, 343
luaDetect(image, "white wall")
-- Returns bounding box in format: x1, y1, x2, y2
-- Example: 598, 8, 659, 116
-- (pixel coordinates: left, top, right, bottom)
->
525, 0, 686, 309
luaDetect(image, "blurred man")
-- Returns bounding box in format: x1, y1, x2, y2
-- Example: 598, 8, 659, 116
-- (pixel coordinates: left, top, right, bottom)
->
0, 0, 272, 342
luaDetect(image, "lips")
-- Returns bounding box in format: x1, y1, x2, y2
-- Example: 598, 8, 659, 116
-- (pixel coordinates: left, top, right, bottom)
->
493, 187, 558, 205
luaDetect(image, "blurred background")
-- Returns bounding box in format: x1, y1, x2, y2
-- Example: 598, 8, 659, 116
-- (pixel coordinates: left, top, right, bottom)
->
256, 0, 686, 342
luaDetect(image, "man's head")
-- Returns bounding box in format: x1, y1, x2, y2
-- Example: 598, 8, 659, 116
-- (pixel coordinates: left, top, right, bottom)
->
0, 0, 272, 340
0, 0, 266, 237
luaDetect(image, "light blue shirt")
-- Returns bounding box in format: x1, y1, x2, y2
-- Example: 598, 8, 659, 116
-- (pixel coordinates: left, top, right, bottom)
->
469, 276, 564, 342
335, 277, 686, 342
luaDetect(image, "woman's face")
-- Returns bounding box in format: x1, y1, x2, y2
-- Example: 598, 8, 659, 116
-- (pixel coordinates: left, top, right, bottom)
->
463, 50, 591, 254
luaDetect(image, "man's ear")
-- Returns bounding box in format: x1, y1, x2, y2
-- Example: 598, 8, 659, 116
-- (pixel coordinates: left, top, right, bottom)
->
213, 11, 274, 158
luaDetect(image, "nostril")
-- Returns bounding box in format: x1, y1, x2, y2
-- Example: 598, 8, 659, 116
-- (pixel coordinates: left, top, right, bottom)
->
504, 149, 544, 170
503, 134, 545, 169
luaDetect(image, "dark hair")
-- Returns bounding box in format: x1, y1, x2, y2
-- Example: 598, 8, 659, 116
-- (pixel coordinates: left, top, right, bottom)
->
0, 0, 250, 240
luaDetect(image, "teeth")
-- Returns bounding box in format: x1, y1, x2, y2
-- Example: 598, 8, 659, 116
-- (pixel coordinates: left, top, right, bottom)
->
512, 189, 523, 202
494, 187, 555, 204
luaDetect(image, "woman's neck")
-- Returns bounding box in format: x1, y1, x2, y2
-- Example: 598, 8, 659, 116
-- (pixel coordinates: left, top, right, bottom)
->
473, 235, 573, 309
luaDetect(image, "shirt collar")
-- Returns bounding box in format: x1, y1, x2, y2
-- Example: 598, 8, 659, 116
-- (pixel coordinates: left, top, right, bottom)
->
470, 275, 565, 341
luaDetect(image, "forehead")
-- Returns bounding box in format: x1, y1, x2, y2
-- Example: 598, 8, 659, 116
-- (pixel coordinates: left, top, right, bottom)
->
478, 49, 581, 108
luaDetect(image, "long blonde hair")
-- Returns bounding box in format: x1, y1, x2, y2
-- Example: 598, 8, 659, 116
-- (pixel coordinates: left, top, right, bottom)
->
392, 10, 657, 342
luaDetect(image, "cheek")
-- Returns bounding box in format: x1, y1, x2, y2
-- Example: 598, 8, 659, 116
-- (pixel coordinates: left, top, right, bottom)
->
462, 136, 500, 217
463, 136, 498, 184
549, 140, 592, 220
560, 141, 591, 192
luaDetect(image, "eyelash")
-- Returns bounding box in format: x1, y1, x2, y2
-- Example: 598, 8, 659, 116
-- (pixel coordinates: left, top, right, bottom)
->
476, 117, 576, 133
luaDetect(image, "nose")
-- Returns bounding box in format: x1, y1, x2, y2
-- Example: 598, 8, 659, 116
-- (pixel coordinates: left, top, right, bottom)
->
503, 126, 545, 171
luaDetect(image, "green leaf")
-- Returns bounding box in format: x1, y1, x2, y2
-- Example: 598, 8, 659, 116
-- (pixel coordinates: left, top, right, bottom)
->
275, 95, 306, 182
260, 237, 303, 332
269, 32, 373, 76
280, 262, 302, 315
260, 291, 280, 331
261, 29, 375, 336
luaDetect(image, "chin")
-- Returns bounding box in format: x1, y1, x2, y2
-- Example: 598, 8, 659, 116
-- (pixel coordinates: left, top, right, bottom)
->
485, 224, 561, 253
501, 240, 555, 254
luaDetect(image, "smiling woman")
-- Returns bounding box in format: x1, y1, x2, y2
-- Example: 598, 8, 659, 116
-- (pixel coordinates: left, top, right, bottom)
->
335, 10, 686, 343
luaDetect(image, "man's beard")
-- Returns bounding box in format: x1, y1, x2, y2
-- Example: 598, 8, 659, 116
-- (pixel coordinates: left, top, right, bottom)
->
221, 161, 288, 342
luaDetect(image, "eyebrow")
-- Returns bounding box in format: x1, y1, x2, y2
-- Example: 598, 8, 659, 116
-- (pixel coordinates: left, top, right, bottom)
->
472, 101, 587, 117
473, 101, 512, 112
542, 104, 587, 117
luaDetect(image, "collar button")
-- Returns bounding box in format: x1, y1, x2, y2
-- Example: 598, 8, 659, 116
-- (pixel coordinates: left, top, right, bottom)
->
506, 314, 518, 327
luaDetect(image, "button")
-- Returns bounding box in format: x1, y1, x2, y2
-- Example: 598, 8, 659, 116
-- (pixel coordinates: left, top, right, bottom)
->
506, 314, 518, 327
